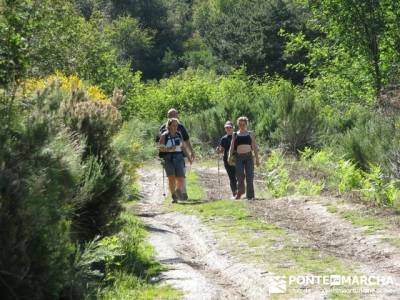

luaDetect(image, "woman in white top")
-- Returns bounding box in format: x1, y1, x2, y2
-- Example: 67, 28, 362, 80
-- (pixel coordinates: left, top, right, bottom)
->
159, 118, 192, 202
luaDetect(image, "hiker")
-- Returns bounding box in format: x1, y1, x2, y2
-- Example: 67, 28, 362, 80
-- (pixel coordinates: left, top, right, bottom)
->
216, 121, 237, 198
159, 108, 195, 200
228, 116, 260, 200
159, 118, 192, 203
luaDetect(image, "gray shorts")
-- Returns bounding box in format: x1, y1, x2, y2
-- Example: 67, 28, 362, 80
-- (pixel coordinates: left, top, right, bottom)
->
164, 153, 185, 177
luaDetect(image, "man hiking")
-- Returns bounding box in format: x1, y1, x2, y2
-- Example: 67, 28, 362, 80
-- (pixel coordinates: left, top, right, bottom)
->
158, 108, 195, 200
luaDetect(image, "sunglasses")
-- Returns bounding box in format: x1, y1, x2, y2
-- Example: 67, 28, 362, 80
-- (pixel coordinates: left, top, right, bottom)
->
224, 126, 233, 129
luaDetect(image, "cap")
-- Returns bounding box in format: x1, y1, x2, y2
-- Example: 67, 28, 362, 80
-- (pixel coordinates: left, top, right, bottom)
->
224, 121, 233, 128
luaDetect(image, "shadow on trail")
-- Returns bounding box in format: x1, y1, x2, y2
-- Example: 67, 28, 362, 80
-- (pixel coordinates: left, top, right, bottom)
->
159, 257, 203, 269
143, 224, 174, 234
136, 212, 167, 218
176, 199, 209, 205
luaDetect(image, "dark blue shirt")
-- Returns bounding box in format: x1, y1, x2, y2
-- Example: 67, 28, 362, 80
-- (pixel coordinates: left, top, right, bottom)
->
219, 134, 233, 162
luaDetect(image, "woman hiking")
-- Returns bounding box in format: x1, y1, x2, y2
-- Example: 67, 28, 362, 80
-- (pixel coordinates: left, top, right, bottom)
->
228, 116, 260, 200
159, 118, 192, 203
158, 108, 195, 200
216, 121, 237, 198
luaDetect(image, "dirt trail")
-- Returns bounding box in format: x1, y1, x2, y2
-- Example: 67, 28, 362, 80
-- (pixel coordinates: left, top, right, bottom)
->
197, 165, 400, 299
135, 163, 400, 299
135, 166, 279, 300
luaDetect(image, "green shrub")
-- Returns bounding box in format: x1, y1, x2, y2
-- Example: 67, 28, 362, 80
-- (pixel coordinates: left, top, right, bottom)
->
95, 213, 172, 299
272, 94, 322, 153
300, 147, 336, 177
113, 117, 159, 199
361, 164, 400, 206
332, 159, 363, 193
124, 69, 217, 122
0, 94, 80, 299
0, 76, 125, 298
265, 150, 292, 197
295, 179, 324, 196
337, 115, 395, 171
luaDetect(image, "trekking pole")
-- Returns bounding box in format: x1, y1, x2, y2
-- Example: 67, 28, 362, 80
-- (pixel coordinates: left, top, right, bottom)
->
217, 152, 221, 200
161, 160, 166, 197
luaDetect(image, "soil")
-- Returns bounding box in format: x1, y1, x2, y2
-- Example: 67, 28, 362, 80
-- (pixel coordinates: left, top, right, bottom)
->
135, 162, 400, 299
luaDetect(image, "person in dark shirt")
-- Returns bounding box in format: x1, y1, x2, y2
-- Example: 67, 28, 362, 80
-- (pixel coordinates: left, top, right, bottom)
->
216, 121, 237, 198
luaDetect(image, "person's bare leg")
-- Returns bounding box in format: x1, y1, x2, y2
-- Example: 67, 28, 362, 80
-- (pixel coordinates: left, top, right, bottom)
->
182, 161, 188, 200
168, 176, 177, 202
176, 177, 185, 199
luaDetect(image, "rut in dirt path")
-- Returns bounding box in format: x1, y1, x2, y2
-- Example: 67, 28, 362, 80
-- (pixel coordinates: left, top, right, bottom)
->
197, 165, 400, 299
134, 165, 279, 300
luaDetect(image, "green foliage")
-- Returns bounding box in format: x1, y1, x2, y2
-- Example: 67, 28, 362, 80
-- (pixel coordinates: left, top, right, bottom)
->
113, 118, 159, 166
300, 147, 335, 174
0, 94, 79, 299
295, 178, 324, 196
333, 160, 363, 193
194, 0, 308, 81
124, 68, 218, 122
107, 16, 153, 73
361, 164, 400, 206
0, 0, 31, 86
66, 236, 124, 299
265, 150, 291, 197
95, 213, 178, 299
307, 0, 400, 99
113, 117, 159, 198
337, 115, 396, 171
272, 90, 322, 153
0, 76, 124, 298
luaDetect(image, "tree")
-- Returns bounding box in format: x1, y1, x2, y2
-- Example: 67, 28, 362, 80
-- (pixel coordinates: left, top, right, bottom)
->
0, 0, 32, 88
193, 0, 308, 82
307, 0, 400, 102
107, 16, 153, 74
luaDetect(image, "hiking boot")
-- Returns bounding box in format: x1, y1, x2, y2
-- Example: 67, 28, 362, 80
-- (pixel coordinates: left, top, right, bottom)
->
175, 189, 184, 200
235, 192, 243, 200
182, 192, 189, 200
172, 192, 178, 203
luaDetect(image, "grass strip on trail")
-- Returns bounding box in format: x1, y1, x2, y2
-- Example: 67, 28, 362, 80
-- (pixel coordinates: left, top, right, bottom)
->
326, 204, 392, 235
98, 207, 180, 300
166, 170, 364, 300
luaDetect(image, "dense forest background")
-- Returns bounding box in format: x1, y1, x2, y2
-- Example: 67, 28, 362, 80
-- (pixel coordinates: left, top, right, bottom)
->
1, 0, 400, 299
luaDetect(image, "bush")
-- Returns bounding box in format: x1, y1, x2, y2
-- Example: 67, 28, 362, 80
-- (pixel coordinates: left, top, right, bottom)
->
113, 117, 159, 198
337, 115, 394, 171
361, 164, 400, 206
331, 160, 363, 193
272, 93, 322, 153
295, 179, 324, 196
95, 213, 172, 299
265, 150, 292, 197
0, 92, 80, 299
300, 147, 335, 173
0, 75, 124, 299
